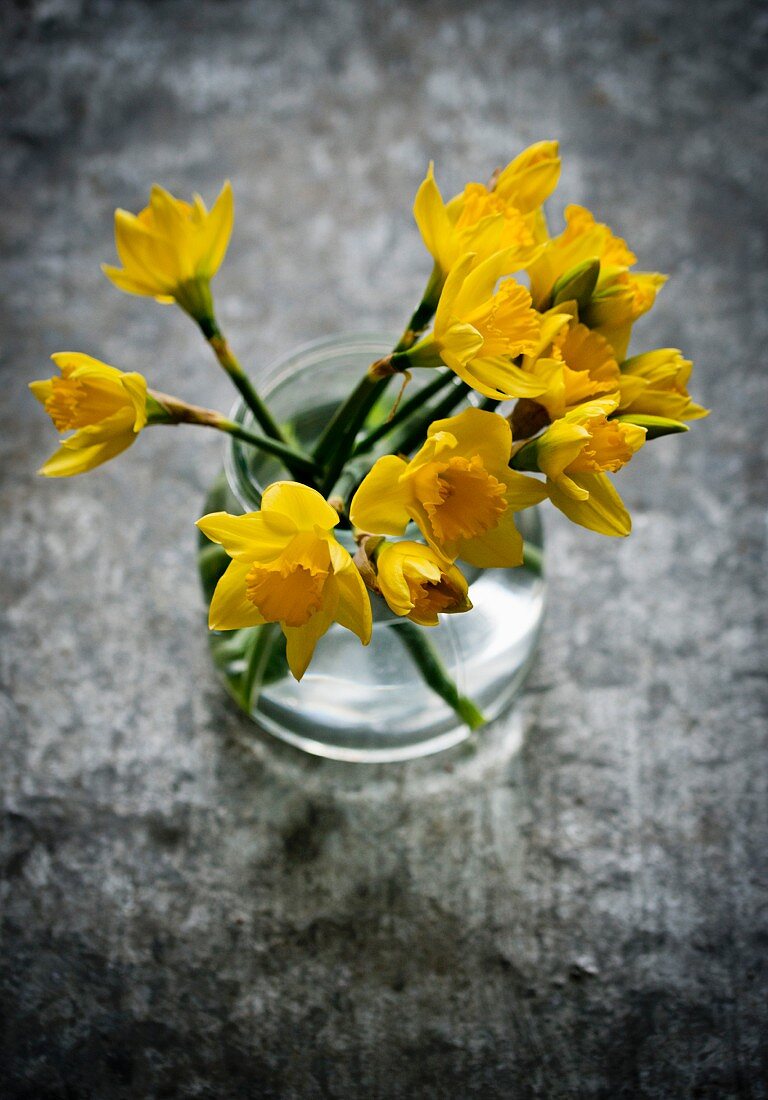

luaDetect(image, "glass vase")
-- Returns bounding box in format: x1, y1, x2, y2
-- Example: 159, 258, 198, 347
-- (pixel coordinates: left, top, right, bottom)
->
198, 334, 545, 763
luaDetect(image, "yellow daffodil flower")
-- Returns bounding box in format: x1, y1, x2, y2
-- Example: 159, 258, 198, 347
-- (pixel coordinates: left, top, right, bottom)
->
197, 483, 372, 680
350, 408, 547, 567
102, 181, 234, 322
488, 140, 563, 214
401, 250, 541, 399
413, 142, 560, 282
29, 353, 148, 477
513, 310, 621, 423
527, 205, 666, 359
581, 270, 668, 361
527, 204, 637, 307
618, 349, 708, 422
375, 541, 472, 627
522, 397, 646, 536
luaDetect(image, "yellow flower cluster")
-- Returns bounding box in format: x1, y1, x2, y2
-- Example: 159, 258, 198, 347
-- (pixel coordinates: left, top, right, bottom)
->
31, 143, 708, 691
380, 141, 708, 538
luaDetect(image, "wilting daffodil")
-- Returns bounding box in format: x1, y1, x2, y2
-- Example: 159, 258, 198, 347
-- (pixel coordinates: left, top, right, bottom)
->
197, 483, 372, 680
396, 251, 541, 399
514, 397, 646, 536
618, 349, 708, 422
350, 408, 547, 567
29, 353, 148, 477
414, 141, 559, 282
375, 541, 472, 626
102, 181, 234, 323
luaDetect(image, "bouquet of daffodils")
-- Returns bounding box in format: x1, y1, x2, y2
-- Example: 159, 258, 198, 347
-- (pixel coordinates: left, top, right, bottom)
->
31, 142, 707, 730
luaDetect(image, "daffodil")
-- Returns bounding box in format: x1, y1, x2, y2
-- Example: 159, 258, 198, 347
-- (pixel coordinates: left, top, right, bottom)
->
527, 204, 636, 306
399, 250, 541, 399
414, 141, 559, 282
350, 408, 547, 567
511, 310, 621, 427
197, 483, 372, 680
29, 353, 147, 476
375, 541, 472, 626
515, 397, 646, 536
618, 348, 708, 422
581, 270, 668, 361
102, 181, 234, 323
527, 205, 666, 359
489, 140, 563, 213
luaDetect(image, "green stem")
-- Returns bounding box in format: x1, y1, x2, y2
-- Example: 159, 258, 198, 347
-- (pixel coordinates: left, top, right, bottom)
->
317, 374, 391, 495
522, 540, 544, 576
479, 397, 501, 413
395, 621, 486, 731
392, 263, 444, 353
314, 265, 444, 493
351, 370, 454, 457
198, 317, 285, 444
147, 391, 320, 486
217, 420, 320, 485
314, 372, 387, 467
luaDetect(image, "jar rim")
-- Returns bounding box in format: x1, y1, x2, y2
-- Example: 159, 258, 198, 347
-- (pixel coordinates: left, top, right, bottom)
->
224, 332, 395, 511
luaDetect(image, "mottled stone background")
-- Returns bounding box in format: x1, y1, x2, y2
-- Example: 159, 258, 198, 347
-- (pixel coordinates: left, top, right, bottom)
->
1, 1, 766, 1096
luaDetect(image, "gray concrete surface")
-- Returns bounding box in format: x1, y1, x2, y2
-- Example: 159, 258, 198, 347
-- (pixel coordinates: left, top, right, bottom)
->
1, 1, 767, 1096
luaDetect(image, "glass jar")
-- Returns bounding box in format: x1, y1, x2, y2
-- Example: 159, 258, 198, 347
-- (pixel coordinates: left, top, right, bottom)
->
198, 335, 545, 763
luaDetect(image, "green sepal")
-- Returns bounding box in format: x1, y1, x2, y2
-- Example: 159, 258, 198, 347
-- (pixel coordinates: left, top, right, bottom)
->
550, 258, 601, 311
174, 275, 215, 327
613, 414, 689, 439
508, 438, 541, 472
395, 340, 443, 372
145, 394, 174, 424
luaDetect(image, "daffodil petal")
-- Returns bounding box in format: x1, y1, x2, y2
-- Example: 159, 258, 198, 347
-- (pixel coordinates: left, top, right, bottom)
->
57, 410, 135, 447
502, 469, 549, 509
455, 505, 524, 568
427, 407, 512, 468
114, 209, 179, 288
413, 163, 454, 273
434, 253, 476, 333
196, 510, 296, 562
38, 432, 135, 477
494, 140, 561, 213
50, 352, 123, 379
29, 379, 54, 405
451, 248, 528, 319
536, 420, 591, 480
209, 560, 267, 630
101, 264, 172, 300
283, 603, 337, 681
349, 455, 411, 536
331, 564, 372, 644
200, 180, 234, 276
119, 372, 148, 431
548, 471, 631, 536
261, 482, 340, 532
